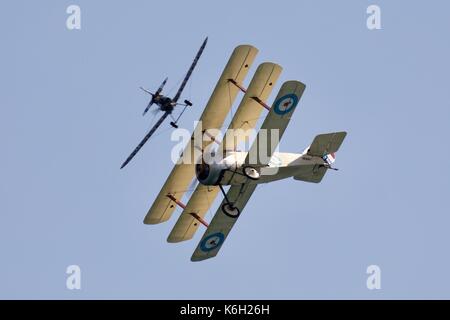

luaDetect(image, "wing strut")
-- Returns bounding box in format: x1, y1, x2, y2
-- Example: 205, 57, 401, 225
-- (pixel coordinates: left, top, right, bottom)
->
227, 78, 271, 110
166, 194, 209, 227
120, 111, 170, 169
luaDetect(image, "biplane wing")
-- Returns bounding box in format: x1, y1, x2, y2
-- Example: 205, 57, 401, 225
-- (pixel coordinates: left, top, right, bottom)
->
167, 62, 282, 242
245, 80, 306, 167
143, 45, 258, 224
191, 183, 257, 261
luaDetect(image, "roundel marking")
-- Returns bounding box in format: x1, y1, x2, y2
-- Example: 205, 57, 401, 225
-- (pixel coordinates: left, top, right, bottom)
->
274, 93, 299, 115
200, 232, 225, 252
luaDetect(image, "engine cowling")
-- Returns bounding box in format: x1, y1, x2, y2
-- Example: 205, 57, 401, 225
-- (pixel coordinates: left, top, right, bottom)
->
195, 162, 227, 185
195, 153, 244, 185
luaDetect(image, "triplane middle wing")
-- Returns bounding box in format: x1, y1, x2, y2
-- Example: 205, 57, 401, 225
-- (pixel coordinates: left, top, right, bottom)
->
167, 62, 282, 243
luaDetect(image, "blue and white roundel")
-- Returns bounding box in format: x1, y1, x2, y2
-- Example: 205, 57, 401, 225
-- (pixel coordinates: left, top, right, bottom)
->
200, 232, 225, 252
274, 94, 299, 115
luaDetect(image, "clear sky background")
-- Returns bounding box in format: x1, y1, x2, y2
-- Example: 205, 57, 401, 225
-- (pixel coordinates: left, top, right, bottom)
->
1, 0, 449, 299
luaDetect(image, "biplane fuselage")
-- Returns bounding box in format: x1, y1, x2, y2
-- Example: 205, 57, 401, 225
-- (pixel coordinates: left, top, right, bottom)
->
152, 95, 175, 113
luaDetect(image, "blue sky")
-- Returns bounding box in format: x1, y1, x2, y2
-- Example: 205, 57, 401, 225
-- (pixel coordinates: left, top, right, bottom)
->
1, 0, 450, 299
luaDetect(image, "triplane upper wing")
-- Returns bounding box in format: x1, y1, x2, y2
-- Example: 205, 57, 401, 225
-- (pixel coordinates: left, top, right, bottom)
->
144, 45, 258, 224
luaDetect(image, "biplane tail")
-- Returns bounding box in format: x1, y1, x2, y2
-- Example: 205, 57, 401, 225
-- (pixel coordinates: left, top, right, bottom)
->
294, 132, 347, 183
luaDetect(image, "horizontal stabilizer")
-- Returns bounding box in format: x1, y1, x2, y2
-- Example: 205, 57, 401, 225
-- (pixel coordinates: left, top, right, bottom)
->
307, 132, 347, 157
293, 164, 327, 183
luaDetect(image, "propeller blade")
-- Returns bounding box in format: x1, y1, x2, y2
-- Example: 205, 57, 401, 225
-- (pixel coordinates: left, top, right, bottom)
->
120, 112, 170, 169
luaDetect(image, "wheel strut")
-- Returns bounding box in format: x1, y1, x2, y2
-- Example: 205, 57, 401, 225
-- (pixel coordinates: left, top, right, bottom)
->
218, 185, 241, 218
218, 184, 232, 207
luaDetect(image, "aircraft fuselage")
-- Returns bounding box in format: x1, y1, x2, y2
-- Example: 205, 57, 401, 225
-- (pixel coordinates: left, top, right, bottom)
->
195, 151, 330, 186
153, 95, 175, 113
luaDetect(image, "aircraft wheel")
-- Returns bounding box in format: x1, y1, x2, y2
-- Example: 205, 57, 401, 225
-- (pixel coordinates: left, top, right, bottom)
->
222, 203, 240, 218
184, 99, 193, 106
243, 166, 260, 180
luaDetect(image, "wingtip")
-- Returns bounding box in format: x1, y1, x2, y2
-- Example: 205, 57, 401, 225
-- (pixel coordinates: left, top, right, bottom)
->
190, 253, 213, 262
167, 237, 181, 243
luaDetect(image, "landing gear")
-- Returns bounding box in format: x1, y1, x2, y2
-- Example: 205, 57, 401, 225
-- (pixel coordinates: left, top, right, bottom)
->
169, 100, 192, 129
243, 166, 260, 180
218, 184, 240, 218
221, 203, 240, 218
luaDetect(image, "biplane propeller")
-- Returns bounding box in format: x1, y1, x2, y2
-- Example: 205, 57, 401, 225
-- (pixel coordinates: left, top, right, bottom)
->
120, 37, 207, 169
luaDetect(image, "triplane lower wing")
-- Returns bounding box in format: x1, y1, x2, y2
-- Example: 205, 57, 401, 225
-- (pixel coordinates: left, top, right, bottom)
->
191, 80, 305, 261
